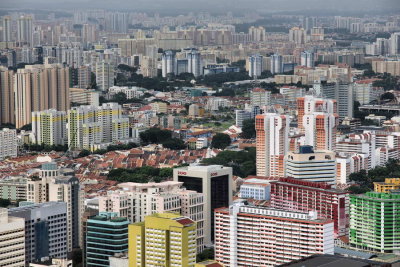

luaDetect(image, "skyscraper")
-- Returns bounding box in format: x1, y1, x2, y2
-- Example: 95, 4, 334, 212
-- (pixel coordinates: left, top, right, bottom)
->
86, 212, 129, 267
0, 128, 18, 160
32, 109, 67, 146
95, 61, 114, 91
14, 64, 70, 128
2, 16, 11, 42
17, 16, 33, 46
248, 54, 263, 78
250, 87, 271, 107
300, 51, 315, 68
256, 113, 290, 177
270, 54, 283, 74
128, 213, 197, 267
289, 27, 306, 44
173, 165, 233, 246
0, 66, 15, 125
162, 50, 176, 78
187, 49, 202, 77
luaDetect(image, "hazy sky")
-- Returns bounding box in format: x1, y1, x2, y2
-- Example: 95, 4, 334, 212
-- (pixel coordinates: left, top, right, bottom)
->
1, 0, 399, 14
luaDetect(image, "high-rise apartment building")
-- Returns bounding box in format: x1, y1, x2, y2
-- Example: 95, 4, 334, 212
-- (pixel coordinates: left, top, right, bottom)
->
9, 202, 68, 264
32, 109, 67, 146
186, 49, 202, 77
98, 181, 205, 252
270, 177, 349, 237
17, 16, 33, 46
350, 191, 400, 253
249, 26, 266, 42
215, 201, 334, 266
69, 88, 99, 107
173, 165, 233, 246
14, 64, 70, 128
285, 146, 337, 184
2, 16, 12, 42
128, 213, 197, 267
86, 212, 129, 267
162, 50, 176, 78
67, 103, 128, 150
289, 27, 306, 44
95, 61, 114, 91
314, 81, 354, 120
0, 66, 15, 125
77, 65, 92, 89
297, 95, 338, 135
301, 51, 315, 68
270, 54, 283, 74
0, 208, 25, 267
248, 54, 263, 78
0, 128, 18, 160
250, 87, 271, 107
255, 113, 290, 177
27, 163, 84, 251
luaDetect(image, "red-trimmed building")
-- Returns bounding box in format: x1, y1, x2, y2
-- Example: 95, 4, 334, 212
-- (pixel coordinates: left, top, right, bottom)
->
215, 201, 334, 266
269, 177, 349, 237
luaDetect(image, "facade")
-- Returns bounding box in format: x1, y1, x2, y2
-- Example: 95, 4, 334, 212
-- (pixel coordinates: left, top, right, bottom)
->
235, 109, 251, 127
250, 87, 271, 107
86, 212, 129, 267
0, 66, 15, 125
248, 54, 263, 78
9, 202, 68, 264
270, 178, 349, 238
316, 81, 354, 119
215, 202, 334, 266
0, 176, 27, 201
374, 178, 400, 193
256, 113, 290, 177
285, 146, 337, 184
350, 192, 400, 253
98, 181, 205, 252
0, 208, 25, 267
32, 109, 67, 146
95, 61, 114, 91
27, 163, 83, 251
239, 178, 271, 200
173, 165, 233, 246
301, 51, 315, 68
128, 213, 197, 267
69, 88, 99, 106
17, 16, 33, 46
14, 64, 70, 128
0, 128, 18, 160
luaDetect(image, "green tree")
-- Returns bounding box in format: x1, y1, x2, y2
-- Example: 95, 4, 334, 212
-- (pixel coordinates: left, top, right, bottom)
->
240, 119, 256, 139
162, 138, 186, 150
211, 133, 231, 149
139, 128, 172, 144
77, 150, 91, 158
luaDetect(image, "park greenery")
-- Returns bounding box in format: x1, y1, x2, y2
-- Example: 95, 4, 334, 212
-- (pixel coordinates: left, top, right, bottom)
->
107, 166, 173, 183
348, 159, 399, 194
202, 147, 256, 177
139, 127, 186, 150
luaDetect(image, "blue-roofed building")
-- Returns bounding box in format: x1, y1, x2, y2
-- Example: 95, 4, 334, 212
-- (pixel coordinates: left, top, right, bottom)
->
86, 212, 129, 267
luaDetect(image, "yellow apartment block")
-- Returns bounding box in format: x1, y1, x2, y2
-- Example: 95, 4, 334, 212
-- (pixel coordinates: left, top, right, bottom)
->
128, 212, 197, 267
374, 178, 400, 193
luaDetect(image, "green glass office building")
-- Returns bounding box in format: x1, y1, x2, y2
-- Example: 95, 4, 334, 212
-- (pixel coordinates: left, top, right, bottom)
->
350, 191, 400, 253
86, 212, 129, 267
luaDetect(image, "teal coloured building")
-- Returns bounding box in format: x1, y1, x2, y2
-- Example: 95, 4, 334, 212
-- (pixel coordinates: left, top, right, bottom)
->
86, 212, 129, 267
0, 177, 27, 201
350, 191, 400, 254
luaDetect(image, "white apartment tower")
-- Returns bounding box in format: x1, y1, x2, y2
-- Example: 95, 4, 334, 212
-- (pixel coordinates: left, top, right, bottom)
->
32, 109, 67, 146
256, 113, 290, 177
0, 128, 18, 160
248, 54, 263, 78
95, 61, 114, 91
